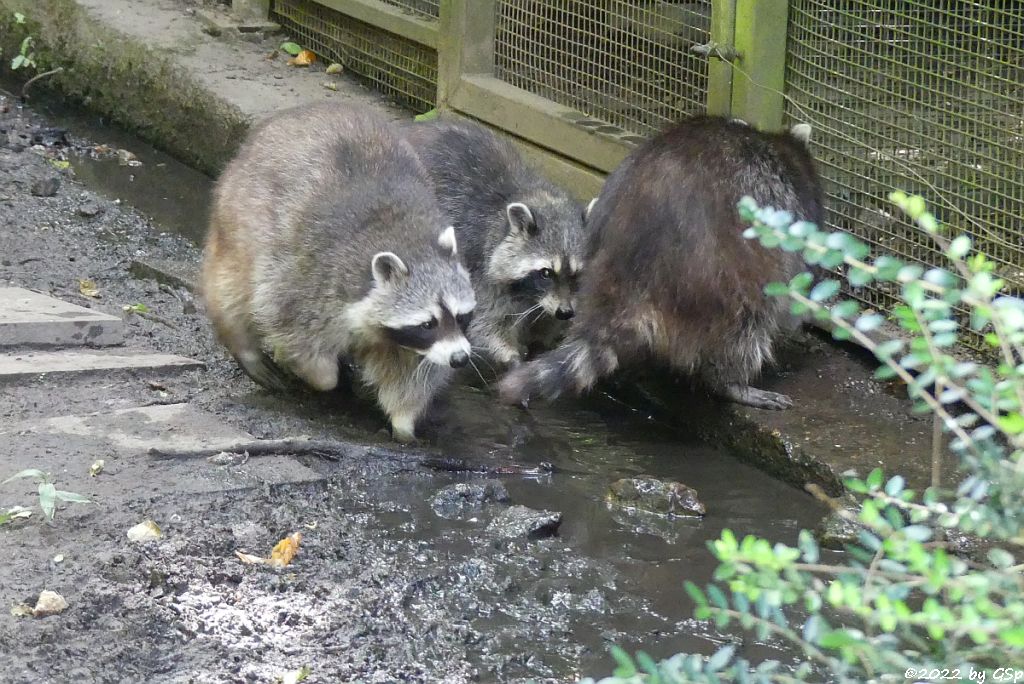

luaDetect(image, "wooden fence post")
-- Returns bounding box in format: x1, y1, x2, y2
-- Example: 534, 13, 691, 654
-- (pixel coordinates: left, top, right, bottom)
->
730, 0, 790, 130
437, 0, 497, 110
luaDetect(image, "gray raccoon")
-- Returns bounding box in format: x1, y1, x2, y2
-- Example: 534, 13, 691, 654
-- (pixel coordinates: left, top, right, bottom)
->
500, 116, 824, 410
201, 103, 476, 441
402, 117, 588, 367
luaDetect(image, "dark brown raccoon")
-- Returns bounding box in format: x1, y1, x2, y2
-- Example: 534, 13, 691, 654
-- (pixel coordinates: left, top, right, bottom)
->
499, 116, 824, 410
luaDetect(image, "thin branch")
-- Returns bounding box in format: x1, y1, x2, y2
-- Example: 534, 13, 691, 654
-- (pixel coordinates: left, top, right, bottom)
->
20, 66, 64, 100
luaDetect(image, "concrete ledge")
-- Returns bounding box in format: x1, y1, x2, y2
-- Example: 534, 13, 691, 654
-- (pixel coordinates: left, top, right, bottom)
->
0, 348, 203, 382
0, 287, 124, 347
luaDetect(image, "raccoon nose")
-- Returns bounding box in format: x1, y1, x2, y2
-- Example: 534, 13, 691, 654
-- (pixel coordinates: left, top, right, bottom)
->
555, 306, 575, 320
449, 351, 469, 368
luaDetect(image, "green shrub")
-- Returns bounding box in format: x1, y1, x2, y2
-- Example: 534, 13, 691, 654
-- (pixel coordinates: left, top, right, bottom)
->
583, 193, 1024, 683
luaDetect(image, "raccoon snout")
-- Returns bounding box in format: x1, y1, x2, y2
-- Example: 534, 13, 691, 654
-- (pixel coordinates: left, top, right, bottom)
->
449, 350, 469, 368
555, 306, 575, 320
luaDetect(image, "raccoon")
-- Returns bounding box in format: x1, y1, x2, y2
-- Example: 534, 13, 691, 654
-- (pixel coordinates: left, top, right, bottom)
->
402, 117, 588, 367
201, 103, 476, 441
499, 116, 824, 410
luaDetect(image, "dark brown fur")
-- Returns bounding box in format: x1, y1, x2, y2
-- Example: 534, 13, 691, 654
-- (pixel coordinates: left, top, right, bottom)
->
499, 116, 824, 410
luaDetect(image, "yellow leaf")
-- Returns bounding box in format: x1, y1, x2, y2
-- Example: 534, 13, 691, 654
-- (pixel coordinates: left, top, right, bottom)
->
321, 81, 337, 92
287, 50, 316, 67
89, 460, 105, 477
79, 279, 100, 298
325, 63, 343, 75
269, 532, 302, 568
235, 551, 267, 565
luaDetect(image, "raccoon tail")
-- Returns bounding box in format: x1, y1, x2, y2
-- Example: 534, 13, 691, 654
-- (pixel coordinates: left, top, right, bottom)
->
498, 334, 619, 406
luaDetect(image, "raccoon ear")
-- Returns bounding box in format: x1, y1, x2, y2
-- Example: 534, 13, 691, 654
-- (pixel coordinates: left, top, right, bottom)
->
506, 202, 537, 236
437, 225, 458, 257
371, 251, 409, 286
790, 123, 812, 144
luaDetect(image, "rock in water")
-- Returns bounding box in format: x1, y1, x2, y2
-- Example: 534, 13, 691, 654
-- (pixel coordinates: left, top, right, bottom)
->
487, 505, 561, 539
606, 476, 706, 517
431, 480, 510, 519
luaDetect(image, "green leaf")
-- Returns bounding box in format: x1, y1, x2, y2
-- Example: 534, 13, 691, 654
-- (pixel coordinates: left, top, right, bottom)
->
0, 506, 33, 526
866, 467, 883, 491
819, 629, 858, 649
884, 475, 905, 496
2, 468, 47, 484
998, 413, 1024, 436
684, 581, 707, 608
901, 525, 932, 542
763, 282, 789, 297
609, 645, 637, 677
988, 548, 1014, 569
707, 645, 735, 672
38, 481, 56, 521
809, 279, 840, 302
54, 490, 91, 504
414, 108, 439, 122
280, 41, 303, 55
999, 627, 1024, 647
635, 650, 659, 676
855, 313, 884, 332
847, 267, 874, 287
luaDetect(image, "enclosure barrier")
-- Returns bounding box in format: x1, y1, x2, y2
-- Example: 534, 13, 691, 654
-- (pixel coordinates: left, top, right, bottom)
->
268, 0, 1023, 353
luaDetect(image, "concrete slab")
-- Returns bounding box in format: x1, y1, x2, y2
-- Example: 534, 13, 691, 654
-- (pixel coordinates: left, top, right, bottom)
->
0, 287, 124, 347
0, 403, 324, 503
0, 348, 203, 382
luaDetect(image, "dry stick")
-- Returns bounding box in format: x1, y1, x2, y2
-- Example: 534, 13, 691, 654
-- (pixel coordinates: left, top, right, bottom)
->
21, 67, 64, 100
932, 379, 944, 489
147, 438, 368, 461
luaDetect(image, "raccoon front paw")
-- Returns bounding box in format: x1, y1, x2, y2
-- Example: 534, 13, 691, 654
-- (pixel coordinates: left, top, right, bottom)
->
721, 384, 794, 410
389, 414, 419, 442
497, 366, 532, 408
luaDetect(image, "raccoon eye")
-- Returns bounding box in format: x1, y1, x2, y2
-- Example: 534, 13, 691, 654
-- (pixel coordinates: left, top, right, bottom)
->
456, 312, 473, 330
420, 319, 437, 330
539, 268, 554, 280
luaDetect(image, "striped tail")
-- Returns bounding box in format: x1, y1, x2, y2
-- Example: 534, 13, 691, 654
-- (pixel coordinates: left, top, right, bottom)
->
498, 335, 619, 405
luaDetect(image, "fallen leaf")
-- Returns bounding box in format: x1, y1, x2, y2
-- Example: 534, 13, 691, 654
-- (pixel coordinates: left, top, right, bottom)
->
49, 159, 71, 171
11, 603, 33, 618
269, 532, 302, 568
325, 63, 343, 75
116, 149, 137, 166
0, 506, 33, 526
235, 551, 266, 565
147, 380, 167, 391
280, 41, 302, 55
265, 50, 278, 60
78, 279, 100, 298
414, 108, 439, 122
127, 520, 162, 542
123, 303, 150, 314
32, 590, 68, 617
235, 532, 303, 569
321, 81, 337, 91
53, 554, 64, 563
89, 460, 105, 477
303, 520, 318, 530
280, 665, 312, 684
287, 50, 316, 67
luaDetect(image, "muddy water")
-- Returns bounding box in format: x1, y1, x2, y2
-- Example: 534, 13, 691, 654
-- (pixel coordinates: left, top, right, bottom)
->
38, 100, 829, 678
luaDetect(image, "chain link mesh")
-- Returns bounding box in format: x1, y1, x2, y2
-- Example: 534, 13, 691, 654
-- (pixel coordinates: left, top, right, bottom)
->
494, 0, 713, 137
271, 0, 437, 113
785, 1, 1024, 350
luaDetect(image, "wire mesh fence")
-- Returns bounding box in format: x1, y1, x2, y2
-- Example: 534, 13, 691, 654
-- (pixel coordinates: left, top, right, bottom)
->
494, 0, 713, 138
785, 0, 1024, 350
380, 0, 440, 19
271, 0, 438, 112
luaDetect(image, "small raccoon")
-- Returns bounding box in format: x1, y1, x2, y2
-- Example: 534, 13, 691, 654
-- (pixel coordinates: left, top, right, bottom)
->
500, 116, 824, 410
402, 117, 588, 367
201, 103, 476, 441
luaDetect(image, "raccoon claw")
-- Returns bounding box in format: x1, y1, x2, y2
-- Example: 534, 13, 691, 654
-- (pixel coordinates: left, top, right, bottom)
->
722, 384, 793, 410
237, 352, 291, 391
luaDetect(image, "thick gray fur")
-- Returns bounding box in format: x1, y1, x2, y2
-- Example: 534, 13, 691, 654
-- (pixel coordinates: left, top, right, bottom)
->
402, 117, 587, 366
201, 103, 475, 441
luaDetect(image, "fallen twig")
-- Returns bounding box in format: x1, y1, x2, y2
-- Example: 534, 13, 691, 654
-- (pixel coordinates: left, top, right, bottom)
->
21, 67, 64, 100
419, 456, 559, 476
148, 438, 362, 461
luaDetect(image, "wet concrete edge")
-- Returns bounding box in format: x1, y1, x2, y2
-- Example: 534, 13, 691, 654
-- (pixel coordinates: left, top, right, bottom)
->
0, 0, 249, 176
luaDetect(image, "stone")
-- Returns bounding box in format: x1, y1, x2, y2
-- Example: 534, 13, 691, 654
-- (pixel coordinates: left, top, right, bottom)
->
606, 476, 706, 517
487, 505, 561, 540
30, 176, 61, 197
0, 287, 124, 347
431, 480, 510, 519
0, 348, 201, 381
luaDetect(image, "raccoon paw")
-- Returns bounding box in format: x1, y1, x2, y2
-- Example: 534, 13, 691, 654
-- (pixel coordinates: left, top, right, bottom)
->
236, 351, 291, 391
497, 368, 531, 408
722, 384, 794, 410
389, 415, 419, 443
